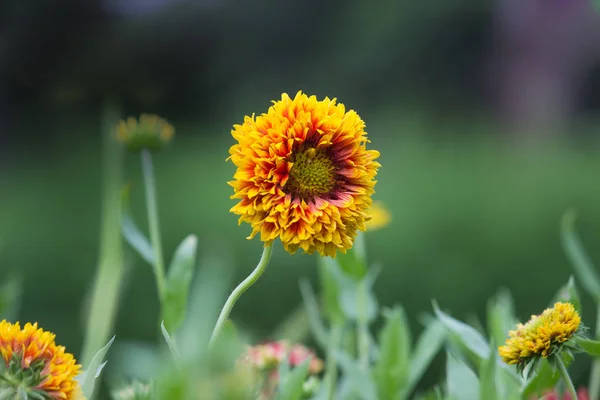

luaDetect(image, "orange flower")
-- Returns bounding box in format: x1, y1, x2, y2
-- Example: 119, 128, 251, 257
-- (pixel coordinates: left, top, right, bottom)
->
228, 91, 380, 257
0, 320, 83, 399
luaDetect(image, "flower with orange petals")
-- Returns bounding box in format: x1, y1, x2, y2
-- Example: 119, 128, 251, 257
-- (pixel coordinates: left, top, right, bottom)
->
0, 320, 83, 399
228, 91, 380, 257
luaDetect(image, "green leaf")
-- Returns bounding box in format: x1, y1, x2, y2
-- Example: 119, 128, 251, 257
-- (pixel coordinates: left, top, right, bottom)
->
336, 351, 378, 400
402, 319, 446, 398
575, 336, 600, 357
521, 357, 564, 398
446, 353, 479, 400
561, 210, 600, 302
433, 301, 489, 361
479, 346, 498, 400
373, 306, 411, 400
161, 321, 181, 364
333, 267, 379, 323
335, 235, 367, 279
276, 359, 311, 400
162, 234, 197, 332
121, 185, 154, 265
486, 289, 516, 347
79, 336, 115, 398
552, 276, 582, 314
299, 279, 328, 347
318, 257, 345, 324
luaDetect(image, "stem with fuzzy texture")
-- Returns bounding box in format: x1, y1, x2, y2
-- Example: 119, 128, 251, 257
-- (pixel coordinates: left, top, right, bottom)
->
210, 242, 273, 346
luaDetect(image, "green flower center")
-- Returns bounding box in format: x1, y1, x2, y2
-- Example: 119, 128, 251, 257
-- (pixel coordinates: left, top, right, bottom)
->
285, 147, 336, 199
0, 356, 52, 399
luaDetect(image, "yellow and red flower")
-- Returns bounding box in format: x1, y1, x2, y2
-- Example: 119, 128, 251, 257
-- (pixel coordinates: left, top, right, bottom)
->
228, 91, 380, 257
0, 320, 83, 399
498, 302, 581, 367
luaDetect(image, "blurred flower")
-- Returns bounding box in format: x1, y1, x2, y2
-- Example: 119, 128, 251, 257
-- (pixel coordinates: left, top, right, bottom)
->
115, 114, 174, 151
498, 302, 581, 370
0, 320, 83, 399
365, 201, 391, 231
238, 340, 323, 400
228, 91, 380, 257
111, 380, 152, 400
240, 340, 323, 374
537, 387, 589, 400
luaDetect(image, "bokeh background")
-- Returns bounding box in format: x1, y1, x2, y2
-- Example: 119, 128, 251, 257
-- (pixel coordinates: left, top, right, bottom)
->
2, 0, 600, 392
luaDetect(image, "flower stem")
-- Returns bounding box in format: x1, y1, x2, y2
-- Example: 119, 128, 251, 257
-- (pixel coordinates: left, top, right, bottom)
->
324, 323, 343, 399
557, 355, 578, 400
356, 280, 370, 370
81, 98, 125, 367
141, 149, 167, 301
589, 304, 600, 400
210, 242, 273, 346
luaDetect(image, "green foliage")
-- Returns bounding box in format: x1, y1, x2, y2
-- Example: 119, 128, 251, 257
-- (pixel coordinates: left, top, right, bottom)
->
162, 235, 197, 332
78, 336, 115, 398
121, 186, 155, 265
446, 353, 479, 400
7, 118, 600, 399
373, 307, 411, 400
552, 276, 582, 314
486, 289, 516, 349
277, 359, 311, 400
478, 348, 497, 400
561, 211, 600, 302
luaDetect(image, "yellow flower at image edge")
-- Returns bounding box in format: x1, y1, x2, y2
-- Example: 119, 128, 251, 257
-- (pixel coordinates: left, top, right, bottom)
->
0, 320, 84, 399
228, 91, 380, 257
365, 201, 391, 232
498, 302, 581, 368
116, 114, 174, 151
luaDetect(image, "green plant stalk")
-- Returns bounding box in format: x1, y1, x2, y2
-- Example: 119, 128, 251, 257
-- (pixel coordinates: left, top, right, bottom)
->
356, 280, 370, 370
557, 355, 577, 400
324, 323, 343, 400
209, 242, 273, 346
590, 304, 600, 400
81, 99, 125, 367
141, 149, 167, 302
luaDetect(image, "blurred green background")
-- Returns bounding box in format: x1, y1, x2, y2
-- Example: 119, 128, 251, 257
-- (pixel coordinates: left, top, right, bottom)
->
2, 0, 600, 390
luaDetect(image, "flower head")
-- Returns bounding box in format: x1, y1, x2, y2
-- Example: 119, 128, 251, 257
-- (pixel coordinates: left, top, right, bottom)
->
228, 91, 380, 257
238, 340, 323, 400
240, 340, 323, 375
498, 302, 581, 369
365, 201, 391, 231
0, 320, 83, 399
116, 114, 174, 151
537, 387, 589, 400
